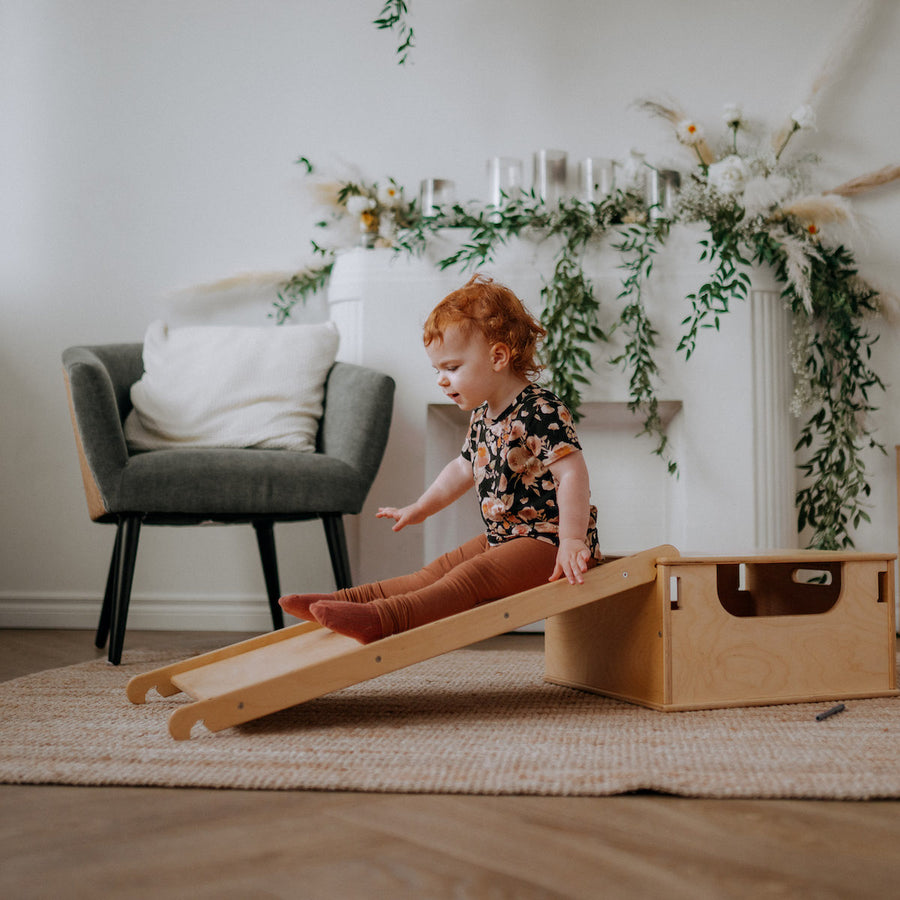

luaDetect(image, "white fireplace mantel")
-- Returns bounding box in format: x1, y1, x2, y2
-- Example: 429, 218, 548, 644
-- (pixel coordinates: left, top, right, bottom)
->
328, 227, 796, 586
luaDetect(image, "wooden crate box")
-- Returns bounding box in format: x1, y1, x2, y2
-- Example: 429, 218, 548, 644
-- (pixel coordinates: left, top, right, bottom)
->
544, 551, 898, 711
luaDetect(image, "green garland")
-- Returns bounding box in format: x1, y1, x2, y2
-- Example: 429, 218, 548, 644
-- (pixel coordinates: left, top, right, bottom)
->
277, 161, 887, 550
278, 184, 648, 418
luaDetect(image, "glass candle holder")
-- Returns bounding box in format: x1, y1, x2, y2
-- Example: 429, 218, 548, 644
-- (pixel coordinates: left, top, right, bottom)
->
419, 179, 456, 216
647, 169, 681, 220
533, 149, 568, 205
486, 157, 524, 207
578, 157, 615, 203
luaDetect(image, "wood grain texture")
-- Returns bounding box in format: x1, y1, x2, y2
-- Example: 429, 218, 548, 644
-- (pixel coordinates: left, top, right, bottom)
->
132, 546, 672, 739
547, 553, 898, 711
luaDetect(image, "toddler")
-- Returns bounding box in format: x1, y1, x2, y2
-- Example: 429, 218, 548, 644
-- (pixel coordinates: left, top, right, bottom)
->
279, 274, 602, 643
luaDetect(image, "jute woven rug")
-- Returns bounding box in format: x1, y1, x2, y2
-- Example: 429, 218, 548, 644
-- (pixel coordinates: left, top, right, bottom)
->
1, 645, 899, 798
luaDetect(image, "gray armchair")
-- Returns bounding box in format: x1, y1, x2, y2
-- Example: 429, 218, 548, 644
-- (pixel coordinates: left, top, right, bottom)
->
63, 343, 395, 664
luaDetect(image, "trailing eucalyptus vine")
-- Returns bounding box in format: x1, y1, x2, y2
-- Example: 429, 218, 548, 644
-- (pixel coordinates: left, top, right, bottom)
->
678, 205, 752, 360
612, 220, 676, 474
752, 229, 885, 549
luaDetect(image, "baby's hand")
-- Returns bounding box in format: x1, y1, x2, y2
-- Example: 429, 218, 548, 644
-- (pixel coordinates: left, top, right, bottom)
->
376, 504, 424, 532
549, 538, 592, 585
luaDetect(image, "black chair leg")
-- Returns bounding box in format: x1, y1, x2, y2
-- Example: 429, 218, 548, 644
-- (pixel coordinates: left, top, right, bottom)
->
108, 515, 141, 665
95, 526, 121, 649
322, 513, 352, 590
253, 520, 284, 630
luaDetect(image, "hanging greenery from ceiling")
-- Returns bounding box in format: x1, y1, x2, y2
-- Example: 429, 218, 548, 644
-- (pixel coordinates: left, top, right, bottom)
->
373, 1, 414, 65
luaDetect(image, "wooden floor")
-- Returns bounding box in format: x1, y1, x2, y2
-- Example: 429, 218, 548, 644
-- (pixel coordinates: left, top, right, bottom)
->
2, 629, 900, 899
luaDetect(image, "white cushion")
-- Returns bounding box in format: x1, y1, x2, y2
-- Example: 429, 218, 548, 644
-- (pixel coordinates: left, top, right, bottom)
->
124, 320, 340, 452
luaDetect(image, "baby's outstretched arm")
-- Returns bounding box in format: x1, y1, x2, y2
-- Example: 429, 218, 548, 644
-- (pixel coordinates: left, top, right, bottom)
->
377, 455, 471, 532
548, 451, 593, 584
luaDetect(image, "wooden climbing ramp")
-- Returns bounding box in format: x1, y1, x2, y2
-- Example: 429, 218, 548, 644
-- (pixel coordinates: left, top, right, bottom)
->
127, 545, 671, 739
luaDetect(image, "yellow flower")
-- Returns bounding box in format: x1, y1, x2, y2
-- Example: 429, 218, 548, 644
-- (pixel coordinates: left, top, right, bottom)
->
360, 210, 378, 233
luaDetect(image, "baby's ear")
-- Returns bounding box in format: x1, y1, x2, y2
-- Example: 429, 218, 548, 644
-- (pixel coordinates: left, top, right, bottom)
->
490, 342, 512, 370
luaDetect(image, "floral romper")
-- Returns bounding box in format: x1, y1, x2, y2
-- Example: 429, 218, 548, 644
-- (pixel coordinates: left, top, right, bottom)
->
461, 383, 602, 560
318, 383, 602, 638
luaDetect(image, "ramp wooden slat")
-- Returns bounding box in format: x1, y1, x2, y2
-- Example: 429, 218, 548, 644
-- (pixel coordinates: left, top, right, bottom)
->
125, 620, 322, 703
127, 544, 675, 739
170, 627, 360, 699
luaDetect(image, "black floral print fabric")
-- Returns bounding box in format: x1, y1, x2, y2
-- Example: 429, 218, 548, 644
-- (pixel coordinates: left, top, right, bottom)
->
461, 383, 601, 558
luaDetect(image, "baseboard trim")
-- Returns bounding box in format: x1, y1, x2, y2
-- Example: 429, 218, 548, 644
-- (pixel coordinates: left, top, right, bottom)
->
0, 593, 547, 634
0, 591, 279, 632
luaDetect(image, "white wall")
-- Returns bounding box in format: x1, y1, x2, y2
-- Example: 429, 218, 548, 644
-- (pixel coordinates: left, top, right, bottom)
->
2, 0, 900, 631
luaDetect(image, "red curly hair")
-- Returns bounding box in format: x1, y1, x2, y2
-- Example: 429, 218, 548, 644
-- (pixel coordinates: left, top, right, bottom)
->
423, 275, 546, 379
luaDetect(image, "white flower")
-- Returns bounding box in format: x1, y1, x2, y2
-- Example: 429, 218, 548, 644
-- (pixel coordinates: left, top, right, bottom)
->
722, 103, 743, 129
377, 182, 402, 207
707, 155, 750, 195
345, 194, 376, 216
378, 210, 397, 241
676, 119, 704, 146
741, 174, 793, 218
791, 105, 816, 130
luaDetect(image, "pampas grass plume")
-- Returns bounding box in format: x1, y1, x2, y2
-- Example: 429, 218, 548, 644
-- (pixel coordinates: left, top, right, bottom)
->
825, 164, 900, 197
170, 271, 296, 296
780, 193, 854, 227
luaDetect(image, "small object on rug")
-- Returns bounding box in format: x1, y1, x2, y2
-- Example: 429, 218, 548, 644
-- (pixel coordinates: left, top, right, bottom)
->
816, 703, 847, 721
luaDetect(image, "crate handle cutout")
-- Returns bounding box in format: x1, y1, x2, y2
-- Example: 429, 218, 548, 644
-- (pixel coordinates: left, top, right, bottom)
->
878, 568, 888, 603
715, 561, 842, 618
792, 568, 833, 585
669, 575, 680, 610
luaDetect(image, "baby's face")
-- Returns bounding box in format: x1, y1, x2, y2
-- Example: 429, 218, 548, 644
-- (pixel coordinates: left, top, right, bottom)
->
426, 325, 498, 412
